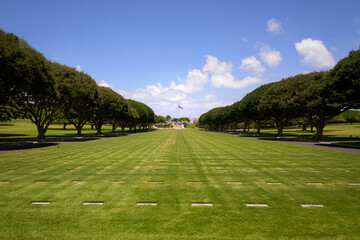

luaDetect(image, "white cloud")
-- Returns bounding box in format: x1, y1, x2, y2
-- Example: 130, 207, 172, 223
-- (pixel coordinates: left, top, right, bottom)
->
119, 83, 186, 103
98, 80, 113, 88
266, 18, 282, 35
259, 45, 282, 68
239, 56, 266, 73
118, 54, 263, 117
295, 38, 336, 68
202, 55, 262, 89
241, 37, 248, 42
203, 55, 233, 74
170, 69, 208, 93
75, 65, 82, 71
118, 84, 230, 118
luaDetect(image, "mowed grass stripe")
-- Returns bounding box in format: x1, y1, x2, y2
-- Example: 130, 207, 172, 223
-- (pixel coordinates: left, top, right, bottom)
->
0, 129, 359, 239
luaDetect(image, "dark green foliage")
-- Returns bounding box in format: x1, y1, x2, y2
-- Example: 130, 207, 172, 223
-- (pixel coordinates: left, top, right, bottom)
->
0, 30, 55, 106
53, 63, 100, 136
200, 48, 360, 139
91, 86, 127, 134
0, 30, 59, 139
127, 99, 155, 131
328, 48, 360, 109
1, 30, 155, 138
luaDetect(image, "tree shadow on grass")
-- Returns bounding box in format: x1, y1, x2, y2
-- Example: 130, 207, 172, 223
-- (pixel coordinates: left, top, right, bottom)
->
0, 134, 27, 137
0, 123, 14, 126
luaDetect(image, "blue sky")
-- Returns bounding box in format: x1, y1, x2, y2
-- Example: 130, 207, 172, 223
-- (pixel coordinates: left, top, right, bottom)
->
1, 0, 360, 118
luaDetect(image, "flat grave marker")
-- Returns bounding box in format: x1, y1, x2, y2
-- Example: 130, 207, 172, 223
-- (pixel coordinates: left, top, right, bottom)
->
191, 202, 213, 207
246, 204, 268, 207
187, 181, 204, 183
137, 202, 157, 206
266, 182, 282, 185
247, 170, 259, 172
301, 204, 324, 208
83, 202, 103, 205
31, 201, 51, 205
348, 183, 360, 186
111, 181, 125, 183
307, 182, 323, 185
226, 181, 242, 184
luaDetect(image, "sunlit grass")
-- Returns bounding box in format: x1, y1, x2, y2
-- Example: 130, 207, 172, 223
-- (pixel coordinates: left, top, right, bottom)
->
0, 119, 119, 144
245, 123, 360, 145
0, 129, 359, 239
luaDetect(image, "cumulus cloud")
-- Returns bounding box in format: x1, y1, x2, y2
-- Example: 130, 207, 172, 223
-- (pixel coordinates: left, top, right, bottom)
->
75, 65, 82, 71
118, 84, 230, 117
239, 56, 266, 73
98, 80, 113, 88
119, 83, 186, 103
170, 69, 208, 93
241, 37, 248, 42
266, 18, 282, 35
202, 55, 261, 89
259, 45, 282, 68
295, 38, 336, 68
118, 54, 263, 117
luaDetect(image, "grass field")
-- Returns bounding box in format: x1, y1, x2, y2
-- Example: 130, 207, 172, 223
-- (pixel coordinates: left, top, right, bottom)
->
0, 129, 359, 239
0, 119, 116, 144
245, 123, 360, 145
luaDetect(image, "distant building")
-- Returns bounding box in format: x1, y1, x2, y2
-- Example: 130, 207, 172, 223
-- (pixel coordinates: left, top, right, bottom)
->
189, 118, 198, 124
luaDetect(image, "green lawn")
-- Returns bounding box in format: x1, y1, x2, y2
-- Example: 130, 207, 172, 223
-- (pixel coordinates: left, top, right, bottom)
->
1, 129, 360, 239
245, 123, 360, 145
0, 119, 117, 144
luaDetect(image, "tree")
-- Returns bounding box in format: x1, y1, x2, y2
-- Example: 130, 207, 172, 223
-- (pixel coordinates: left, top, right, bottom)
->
155, 115, 167, 123
91, 86, 126, 135
235, 83, 275, 134
0, 30, 59, 139
291, 72, 342, 139
342, 110, 360, 124
328, 48, 360, 109
258, 81, 298, 136
53, 63, 100, 136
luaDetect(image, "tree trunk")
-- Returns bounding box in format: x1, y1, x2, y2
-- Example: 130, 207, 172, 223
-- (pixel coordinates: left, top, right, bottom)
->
63, 123, 67, 130
36, 125, 46, 139
256, 124, 261, 134
36, 121, 51, 140
275, 121, 285, 136
75, 126, 82, 136
95, 123, 103, 135
310, 125, 314, 132
302, 124, 308, 131
91, 124, 94, 130
112, 124, 117, 133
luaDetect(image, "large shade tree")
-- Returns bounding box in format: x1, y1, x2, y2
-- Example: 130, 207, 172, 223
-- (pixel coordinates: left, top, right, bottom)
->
91, 86, 127, 134
0, 30, 59, 139
53, 63, 100, 136
327, 48, 360, 109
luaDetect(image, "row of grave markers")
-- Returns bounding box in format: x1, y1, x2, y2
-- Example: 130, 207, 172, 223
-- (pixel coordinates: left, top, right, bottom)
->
29, 201, 325, 208
1, 180, 359, 185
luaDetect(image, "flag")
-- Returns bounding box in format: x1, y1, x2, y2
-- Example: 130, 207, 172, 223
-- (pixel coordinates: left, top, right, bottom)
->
178, 104, 184, 109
